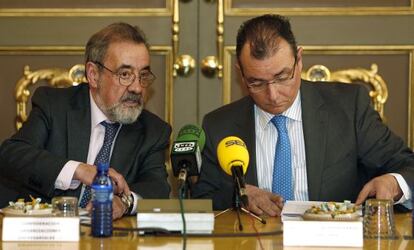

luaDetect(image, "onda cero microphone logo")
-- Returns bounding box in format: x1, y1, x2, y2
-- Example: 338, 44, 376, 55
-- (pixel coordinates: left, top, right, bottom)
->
173, 142, 196, 152
225, 140, 245, 147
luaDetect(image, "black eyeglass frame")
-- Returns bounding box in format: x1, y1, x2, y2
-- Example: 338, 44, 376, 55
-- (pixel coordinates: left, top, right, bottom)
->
243, 57, 297, 93
93, 61, 156, 88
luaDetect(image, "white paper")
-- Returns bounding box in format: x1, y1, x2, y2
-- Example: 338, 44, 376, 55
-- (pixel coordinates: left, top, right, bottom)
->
283, 219, 363, 247
2, 217, 79, 242
137, 212, 214, 234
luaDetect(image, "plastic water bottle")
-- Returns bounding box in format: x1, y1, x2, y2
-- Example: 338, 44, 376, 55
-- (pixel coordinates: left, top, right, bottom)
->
91, 163, 113, 237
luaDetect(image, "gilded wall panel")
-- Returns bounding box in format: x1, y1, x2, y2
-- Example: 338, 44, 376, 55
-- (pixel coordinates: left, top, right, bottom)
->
0, 0, 171, 16
0, 0, 167, 9
0, 53, 83, 141
226, 0, 414, 15
231, 0, 411, 8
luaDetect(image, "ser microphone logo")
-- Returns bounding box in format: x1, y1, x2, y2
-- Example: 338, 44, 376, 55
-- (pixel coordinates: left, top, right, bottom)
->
173, 142, 196, 153
225, 140, 245, 147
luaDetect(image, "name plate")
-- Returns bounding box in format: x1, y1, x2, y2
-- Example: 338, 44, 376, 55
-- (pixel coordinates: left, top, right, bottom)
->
283, 219, 363, 247
2, 217, 79, 242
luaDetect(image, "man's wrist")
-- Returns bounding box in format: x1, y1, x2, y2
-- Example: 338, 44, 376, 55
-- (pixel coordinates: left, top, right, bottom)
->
119, 193, 134, 215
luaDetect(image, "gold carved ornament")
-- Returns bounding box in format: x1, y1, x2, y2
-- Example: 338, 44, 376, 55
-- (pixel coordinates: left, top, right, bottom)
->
15, 64, 86, 130
302, 64, 388, 121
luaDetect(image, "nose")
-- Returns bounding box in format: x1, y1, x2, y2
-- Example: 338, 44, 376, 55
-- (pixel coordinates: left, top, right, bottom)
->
127, 76, 144, 94
266, 83, 280, 102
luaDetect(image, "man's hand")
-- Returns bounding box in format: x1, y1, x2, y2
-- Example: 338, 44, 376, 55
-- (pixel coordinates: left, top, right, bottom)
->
112, 195, 126, 220
108, 168, 130, 195
355, 174, 403, 205
73, 163, 130, 195
245, 184, 284, 217
73, 163, 97, 186
85, 196, 126, 220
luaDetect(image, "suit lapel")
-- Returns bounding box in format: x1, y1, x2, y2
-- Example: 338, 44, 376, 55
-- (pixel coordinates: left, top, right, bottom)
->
67, 84, 91, 163
234, 97, 258, 186
301, 81, 328, 201
110, 119, 143, 176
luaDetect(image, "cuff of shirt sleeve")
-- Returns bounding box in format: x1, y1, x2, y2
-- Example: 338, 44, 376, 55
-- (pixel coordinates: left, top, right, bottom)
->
388, 173, 411, 205
130, 192, 141, 215
54, 160, 82, 190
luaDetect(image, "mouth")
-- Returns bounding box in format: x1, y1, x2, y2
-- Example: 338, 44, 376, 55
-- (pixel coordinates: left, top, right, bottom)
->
122, 99, 140, 107
267, 101, 285, 108
121, 94, 143, 107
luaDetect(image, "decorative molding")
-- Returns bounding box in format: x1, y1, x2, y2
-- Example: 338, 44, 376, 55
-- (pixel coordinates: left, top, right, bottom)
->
151, 46, 174, 128
303, 63, 388, 120
15, 64, 84, 130
0, 0, 171, 17
225, 0, 414, 16
0, 46, 84, 54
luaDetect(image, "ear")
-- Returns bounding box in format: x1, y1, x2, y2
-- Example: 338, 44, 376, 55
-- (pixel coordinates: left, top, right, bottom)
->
296, 46, 304, 72
235, 62, 245, 83
85, 62, 99, 89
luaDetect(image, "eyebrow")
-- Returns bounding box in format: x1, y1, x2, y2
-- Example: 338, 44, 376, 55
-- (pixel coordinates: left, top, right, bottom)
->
140, 66, 151, 72
273, 66, 293, 78
246, 66, 292, 82
116, 64, 151, 72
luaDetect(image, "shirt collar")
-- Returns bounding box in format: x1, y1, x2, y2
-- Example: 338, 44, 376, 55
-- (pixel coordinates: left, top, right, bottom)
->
89, 91, 110, 129
255, 90, 302, 131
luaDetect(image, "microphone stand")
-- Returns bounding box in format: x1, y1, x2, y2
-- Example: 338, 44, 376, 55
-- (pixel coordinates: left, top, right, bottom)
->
215, 183, 266, 231
178, 168, 189, 199
234, 189, 244, 231
177, 175, 187, 250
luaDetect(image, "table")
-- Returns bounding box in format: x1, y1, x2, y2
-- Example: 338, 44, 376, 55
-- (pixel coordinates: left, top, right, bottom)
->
1, 211, 413, 249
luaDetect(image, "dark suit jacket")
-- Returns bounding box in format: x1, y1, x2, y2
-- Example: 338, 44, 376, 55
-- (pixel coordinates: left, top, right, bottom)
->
192, 80, 414, 210
0, 83, 171, 207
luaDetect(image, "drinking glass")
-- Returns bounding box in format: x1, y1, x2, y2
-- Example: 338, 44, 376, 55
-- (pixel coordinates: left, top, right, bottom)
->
363, 199, 396, 239
52, 196, 78, 217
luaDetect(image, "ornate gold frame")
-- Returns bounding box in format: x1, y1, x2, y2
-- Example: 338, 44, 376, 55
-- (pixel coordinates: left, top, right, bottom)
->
224, 45, 414, 148
0, 0, 172, 16
302, 64, 388, 120
15, 64, 85, 130
225, 0, 414, 16
0, 46, 173, 130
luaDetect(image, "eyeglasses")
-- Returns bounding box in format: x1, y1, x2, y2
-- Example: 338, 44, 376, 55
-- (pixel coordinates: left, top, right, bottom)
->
94, 61, 156, 88
243, 58, 297, 93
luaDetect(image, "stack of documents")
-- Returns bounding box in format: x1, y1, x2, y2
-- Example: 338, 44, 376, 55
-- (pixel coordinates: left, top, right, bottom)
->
282, 201, 363, 247
137, 199, 214, 234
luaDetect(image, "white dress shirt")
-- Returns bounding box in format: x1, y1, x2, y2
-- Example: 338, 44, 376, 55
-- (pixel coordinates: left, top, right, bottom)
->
255, 92, 308, 201
254, 91, 411, 205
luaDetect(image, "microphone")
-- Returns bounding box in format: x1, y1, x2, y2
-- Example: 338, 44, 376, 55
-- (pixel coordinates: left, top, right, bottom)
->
170, 124, 206, 187
217, 136, 249, 207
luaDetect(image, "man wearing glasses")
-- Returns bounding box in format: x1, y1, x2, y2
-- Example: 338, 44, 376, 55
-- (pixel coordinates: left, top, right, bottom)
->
0, 23, 171, 219
192, 14, 414, 216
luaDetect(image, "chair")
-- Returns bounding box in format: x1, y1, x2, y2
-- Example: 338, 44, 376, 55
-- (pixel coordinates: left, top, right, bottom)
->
301, 64, 388, 121
15, 64, 86, 130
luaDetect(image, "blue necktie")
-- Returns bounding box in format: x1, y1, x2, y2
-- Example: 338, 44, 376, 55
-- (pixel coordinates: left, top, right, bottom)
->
79, 121, 120, 208
271, 115, 293, 201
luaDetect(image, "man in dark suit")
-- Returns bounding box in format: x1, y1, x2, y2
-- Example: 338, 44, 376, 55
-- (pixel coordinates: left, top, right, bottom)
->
192, 14, 414, 216
0, 23, 171, 219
